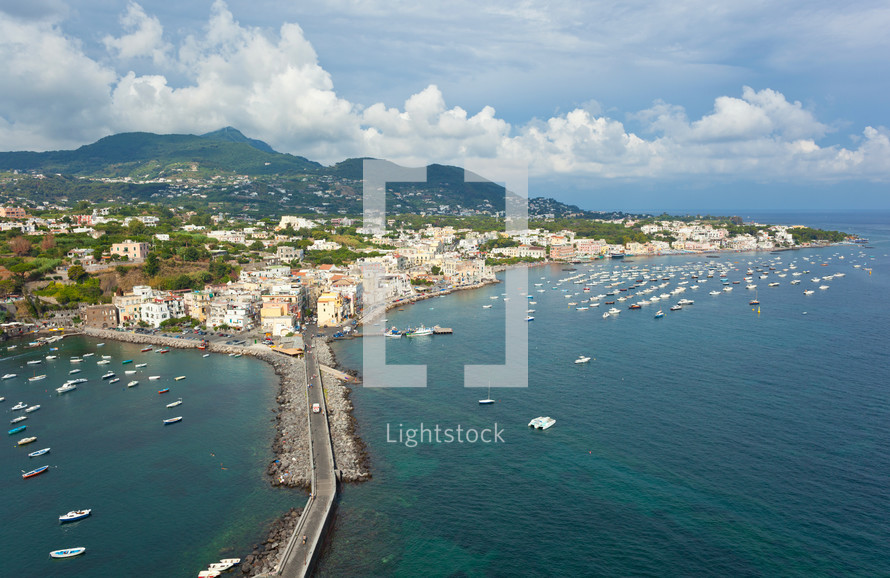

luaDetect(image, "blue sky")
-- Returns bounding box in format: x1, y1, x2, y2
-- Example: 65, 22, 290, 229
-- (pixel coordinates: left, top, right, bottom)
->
1, 0, 888, 212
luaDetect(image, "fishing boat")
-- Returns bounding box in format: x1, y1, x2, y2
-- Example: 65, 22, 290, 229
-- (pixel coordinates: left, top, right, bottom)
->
101, 372, 115, 379
28, 375, 47, 382
174, 376, 186, 381
9, 425, 27, 435
163, 416, 182, 425
23, 464, 48, 478
158, 388, 170, 394
385, 327, 402, 337
404, 325, 433, 337
140, 347, 153, 352
25, 404, 40, 413
2, 373, 16, 379
18, 435, 38, 445
49, 547, 85, 558
166, 398, 183, 408
574, 355, 591, 364
28, 447, 50, 457
127, 380, 139, 387
135, 363, 147, 368
59, 509, 91, 523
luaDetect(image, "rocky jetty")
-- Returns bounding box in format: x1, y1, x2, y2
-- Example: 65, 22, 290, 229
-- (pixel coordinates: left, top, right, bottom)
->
239, 507, 303, 576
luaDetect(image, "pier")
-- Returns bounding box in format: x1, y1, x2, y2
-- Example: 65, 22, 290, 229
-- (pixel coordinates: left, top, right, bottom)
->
266, 323, 339, 578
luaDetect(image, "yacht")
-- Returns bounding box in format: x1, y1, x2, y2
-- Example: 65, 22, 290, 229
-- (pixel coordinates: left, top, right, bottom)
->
25, 404, 40, 413
528, 416, 556, 430
574, 355, 591, 364
101, 372, 115, 379
56, 383, 77, 394
166, 398, 183, 408
28, 375, 47, 382
654, 310, 665, 319
59, 509, 92, 524
2, 373, 16, 379
12, 402, 28, 411
127, 380, 139, 387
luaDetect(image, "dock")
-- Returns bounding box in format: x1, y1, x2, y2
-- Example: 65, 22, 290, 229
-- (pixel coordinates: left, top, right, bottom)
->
432, 326, 452, 334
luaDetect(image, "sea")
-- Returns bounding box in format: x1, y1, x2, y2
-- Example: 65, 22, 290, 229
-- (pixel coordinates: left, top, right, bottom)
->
0, 341, 294, 577
317, 210, 890, 577
1, 210, 888, 577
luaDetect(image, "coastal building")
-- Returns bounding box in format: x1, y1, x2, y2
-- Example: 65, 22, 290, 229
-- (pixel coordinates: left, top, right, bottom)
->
79, 304, 119, 329
110, 240, 150, 261
317, 292, 346, 327
550, 244, 576, 261
260, 302, 296, 336
0, 207, 27, 219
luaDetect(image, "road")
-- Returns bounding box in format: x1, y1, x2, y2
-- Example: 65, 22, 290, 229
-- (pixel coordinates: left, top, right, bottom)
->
276, 323, 338, 578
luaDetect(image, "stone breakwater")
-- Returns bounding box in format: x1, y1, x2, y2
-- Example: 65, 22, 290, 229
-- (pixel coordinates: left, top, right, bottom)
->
241, 507, 303, 576
313, 336, 370, 483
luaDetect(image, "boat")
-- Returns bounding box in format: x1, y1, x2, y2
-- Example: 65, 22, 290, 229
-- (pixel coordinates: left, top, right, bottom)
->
23, 464, 48, 478
69, 369, 81, 374
198, 571, 221, 578
25, 404, 40, 413
163, 416, 182, 424
804, 290, 815, 295
479, 383, 494, 405
56, 384, 76, 394
174, 376, 186, 381
122, 359, 133, 364
96, 360, 110, 365
9, 425, 27, 435
135, 363, 147, 368
109, 378, 120, 384
202, 354, 210, 358
68, 378, 87, 384
97, 343, 105, 347
11, 415, 27, 424
83, 353, 94, 358
59, 509, 91, 523
149, 376, 161, 380
140, 347, 153, 352
101, 372, 115, 379
404, 326, 434, 337
482, 304, 493, 309
127, 381, 139, 387
2, 373, 16, 379
28, 447, 50, 457
28, 375, 47, 382
101, 355, 111, 359
385, 327, 402, 337
574, 355, 591, 364
158, 349, 170, 354
167, 398, 183, 408
70, 358, 83, 363
528, 416, 556, 429
12, 401, 28, 411
49, 547, 85, 558
18, 436, 38, 445
27, 360, 42, 365
207, 558, 241, 572
670, 305, 682, 311
158, 388, 170, 394
525, 316, 535, 321
125, 370, 136, 375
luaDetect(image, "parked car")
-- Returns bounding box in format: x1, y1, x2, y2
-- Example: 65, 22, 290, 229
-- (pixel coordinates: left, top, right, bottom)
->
312, 403, 321, 414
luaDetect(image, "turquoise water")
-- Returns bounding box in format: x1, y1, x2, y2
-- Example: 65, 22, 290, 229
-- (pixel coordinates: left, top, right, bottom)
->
0, 339, 295, 577
321, 214, 890, 576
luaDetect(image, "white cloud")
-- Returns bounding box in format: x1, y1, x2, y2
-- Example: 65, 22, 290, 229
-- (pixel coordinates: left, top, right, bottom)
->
0, 1, 887, 186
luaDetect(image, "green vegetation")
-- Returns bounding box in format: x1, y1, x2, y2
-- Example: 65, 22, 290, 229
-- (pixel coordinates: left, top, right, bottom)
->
790, 227, 847, 244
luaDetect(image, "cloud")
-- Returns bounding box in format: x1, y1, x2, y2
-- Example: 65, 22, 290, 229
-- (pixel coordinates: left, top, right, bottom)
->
0, 1, 887, 186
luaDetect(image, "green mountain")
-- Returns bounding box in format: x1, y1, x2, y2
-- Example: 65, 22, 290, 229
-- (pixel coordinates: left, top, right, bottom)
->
0, 131, 320, 178
200, 126, 277, 154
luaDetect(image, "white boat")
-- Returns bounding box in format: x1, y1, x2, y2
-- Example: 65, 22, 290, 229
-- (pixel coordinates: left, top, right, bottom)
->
70, 358, 83, 363
57, 384, 76, 394
127, 380, 139, 387
49, 547, 86, 558
166, 398, 183, 408
525, 316, 535, 321
405, 326, 434, 337
125, 370, 136, 375
82, 353, 94, 358
482, 304, 493, 309
202, 354, 210, 358
528, 416, 556, 430
45, 355, 57, 360
96, 360, 110, 365
59, 509, 92, 523
479, 383, 494, 405
28, 447, 50, 457
69, 369, 81, 374
27, 360, 42, 365
101, 372, 115, 379
12, 402, 28, 411
163, 416, 182, 425
135, 363, 147, 368
11, 415, 27, 424
709, 290, 720, 295
2, 373, 16, 379
174, 376, 186, 381
198, 571, 221, 578
208, 558, 241, 572
101, 355, 111, 359
148, 376, 161, 381
25, 404, 40, 413
574, 355, 591, 364
28, 375, 47, 382
109, 378, 120, 384
804, 290, 815, 295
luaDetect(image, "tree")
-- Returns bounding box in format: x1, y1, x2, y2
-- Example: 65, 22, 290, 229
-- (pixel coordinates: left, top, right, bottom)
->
431, 265, 442, 276
249, 240, 265, 251
179, 246, 201, 262
40, 234, 55, 252
67, 264, 88, 283
143, 253, 160, 277
9, 237, 31, 256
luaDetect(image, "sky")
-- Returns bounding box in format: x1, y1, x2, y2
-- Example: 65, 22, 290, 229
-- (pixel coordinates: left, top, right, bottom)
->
1, 0, 889, 212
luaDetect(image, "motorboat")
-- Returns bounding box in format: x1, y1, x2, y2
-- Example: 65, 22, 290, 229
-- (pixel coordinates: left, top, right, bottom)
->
158, 388, 170, 394
25, 404, 40, 413
101, 372, 115, 379
69, 369, 82, 374
163, 416, 182, 425
18, 436, 38, 446
574, 356, 591, 364
125, 370, 136, 375
11, 415, 27, 424
149, 376, 161, 380
9, 425, 27, 435
127, 380, 139, 387
70, 358, 83, 363
59, 509, 91, 523
23, 464, 48, 478
27, 360, 42, 365
12, 402, 28, 411
28, 447, 50, 457
654, 310, 664, 318
49, 547, 85, 558
141, 347, 153, 352
207, 559, 241, 572
56, 384, 76, 394
82, 353, 94, 358
2, 373, 16, 379
166, 398, 183, 408
109, 378, 120, 384
135, 363, 147, 368
96, 360, 110, 365
122, 359, 133, 364
28, 375, 47, 382
528, 417, 556, 430
404, 326, 433, 337
158, 349, 170, 354
174, 376, 186, 381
